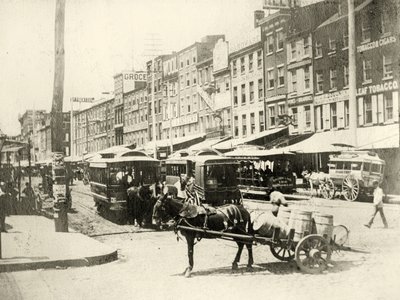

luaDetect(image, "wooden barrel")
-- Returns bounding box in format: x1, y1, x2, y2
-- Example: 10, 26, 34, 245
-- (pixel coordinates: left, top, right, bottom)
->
312, 213, 334, 243
277, 206, 291, 225
288, 210, 312, 242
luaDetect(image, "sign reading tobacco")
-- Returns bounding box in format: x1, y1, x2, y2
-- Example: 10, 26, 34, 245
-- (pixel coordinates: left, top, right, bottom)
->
357, 35, 397, 53
357, 80, 398, 96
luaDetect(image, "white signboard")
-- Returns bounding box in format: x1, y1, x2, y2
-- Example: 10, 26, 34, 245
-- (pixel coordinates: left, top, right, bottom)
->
357, 35, 397, 53
213, 39, 229, 73
71, 97, 94, 103
123, 71, 147, 93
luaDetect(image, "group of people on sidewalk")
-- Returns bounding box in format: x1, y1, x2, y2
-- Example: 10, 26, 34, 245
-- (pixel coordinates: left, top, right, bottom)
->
0, 181, 36, 232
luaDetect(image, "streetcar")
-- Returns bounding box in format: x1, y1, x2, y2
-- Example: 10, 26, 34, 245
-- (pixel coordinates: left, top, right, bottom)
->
165, 148, 241, 206
88, 149, 160, 222
224, 146, 297, 199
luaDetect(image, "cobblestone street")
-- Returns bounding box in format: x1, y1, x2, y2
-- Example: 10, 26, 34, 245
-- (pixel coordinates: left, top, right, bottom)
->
2, 182, 400, 300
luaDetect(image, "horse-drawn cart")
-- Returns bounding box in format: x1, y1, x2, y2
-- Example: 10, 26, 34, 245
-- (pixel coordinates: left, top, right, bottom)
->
320, 151, 385, 201
175, 209, 349, 274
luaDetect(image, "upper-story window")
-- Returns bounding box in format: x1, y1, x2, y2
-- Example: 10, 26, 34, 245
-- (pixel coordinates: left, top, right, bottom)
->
193, 56, 196, 63
291, 107, 298, 130
361, 14, 371, 42
344, 65, 349, 87
257, 50, 262, 68
315, 40, 322, 58
330, 68, 337, 90
186, 59, 190, 66
277, 66, 285, 87
241, 84, 246, 105
362, 59, 372, 83
289, 70, 297, 93
328, 37, 336, 52
304, 105, 311, 129
381, 7, 392, 35
290, 41, 297, 60
364, 96, 373, 124
303, 36, 310, 56
343, 21, 349, 48
304, 66, 310, 90
269, 106, 276, 127
232, 60, 237, 77
316, 71, 323, 93
186, 73, 190, 87
267, 33, 274, 54
240, 57, 245, 74
249, 53, 254, 72
258, 79, 263, 99
267, 69, 275, 89
276, 30, 284, 51
192, 70, 197, 85
233, 86, 238, 106
383, 55, 393, 78
249, 81, 255, 102
330, 103, 337, 128
384, 92, 393, 121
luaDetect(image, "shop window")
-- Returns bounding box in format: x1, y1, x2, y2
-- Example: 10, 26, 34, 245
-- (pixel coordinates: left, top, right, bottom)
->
249, 81, 254, 102
249, 53, 253, 72
259, 111, 265, 132
330, 68, 337, 90
269, 106, 276, 127
361, 14, 371, 42
384, 92, 393, 121
276, 30, 284, 51
267, 69, 274, 89
362, 59, 372, 83
330, 103, 337, 128
364, 96, 373, 124
278, 66, 285, 87
315, 40, 322, 58
258, 79, 263, 99
383, 56, 393, 78
267, 33, 274, 54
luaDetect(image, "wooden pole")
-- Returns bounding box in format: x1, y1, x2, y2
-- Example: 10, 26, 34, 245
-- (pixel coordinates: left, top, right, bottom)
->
348, 0, 357, 147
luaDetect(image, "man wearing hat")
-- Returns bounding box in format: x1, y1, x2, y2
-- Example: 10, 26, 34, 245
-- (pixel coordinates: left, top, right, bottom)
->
0, 182, 10, 232
364, 180, 388, 229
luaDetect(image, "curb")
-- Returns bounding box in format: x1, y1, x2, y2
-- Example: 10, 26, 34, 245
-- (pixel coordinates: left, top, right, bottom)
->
0, 249, 118, 273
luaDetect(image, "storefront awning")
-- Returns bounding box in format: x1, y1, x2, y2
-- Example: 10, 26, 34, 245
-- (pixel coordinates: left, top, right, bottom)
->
1, 145, 25, 153
144, 133, 205, 150
225, 147, 295, 159
188, 136, 231, 151
213, 127, 287, 151
280, 124, 399, 154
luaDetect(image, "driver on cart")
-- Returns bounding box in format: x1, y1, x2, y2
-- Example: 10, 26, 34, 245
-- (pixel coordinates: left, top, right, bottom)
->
269, 190, 289, 217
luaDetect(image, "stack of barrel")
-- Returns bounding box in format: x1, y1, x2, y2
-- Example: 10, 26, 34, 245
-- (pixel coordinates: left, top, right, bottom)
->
252, 207, 334, 242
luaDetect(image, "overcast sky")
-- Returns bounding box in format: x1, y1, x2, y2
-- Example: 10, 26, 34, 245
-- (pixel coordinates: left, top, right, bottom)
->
0, 0, 320, 136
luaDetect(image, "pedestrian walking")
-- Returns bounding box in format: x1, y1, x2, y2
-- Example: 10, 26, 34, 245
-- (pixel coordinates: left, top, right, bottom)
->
364, 180, 388, 229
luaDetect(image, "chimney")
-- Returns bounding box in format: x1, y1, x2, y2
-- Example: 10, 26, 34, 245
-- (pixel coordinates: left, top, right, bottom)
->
254, 10, 265, 28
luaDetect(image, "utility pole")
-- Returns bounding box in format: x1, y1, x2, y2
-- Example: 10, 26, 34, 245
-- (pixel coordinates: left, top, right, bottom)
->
151, 59, 157, 158
348, 0, 357, 147
51, 0, 68, 232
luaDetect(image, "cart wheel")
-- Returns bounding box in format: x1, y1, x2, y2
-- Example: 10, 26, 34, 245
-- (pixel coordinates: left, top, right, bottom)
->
295, 234, 332, 274
331, 225, 349, 247
342, 175, 359, 202
321, 179, 336, 200
270, 244, 295, 262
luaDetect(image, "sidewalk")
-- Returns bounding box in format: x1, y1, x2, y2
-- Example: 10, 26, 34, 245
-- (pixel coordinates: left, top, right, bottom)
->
0, 216, 118, 273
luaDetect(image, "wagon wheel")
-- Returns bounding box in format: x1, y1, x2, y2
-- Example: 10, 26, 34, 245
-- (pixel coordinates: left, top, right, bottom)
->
331, 225, 350, 247
321, 179, 336, 200
342, 175, 359, 202
270, 244, 295, 262
295, 234, 332, 274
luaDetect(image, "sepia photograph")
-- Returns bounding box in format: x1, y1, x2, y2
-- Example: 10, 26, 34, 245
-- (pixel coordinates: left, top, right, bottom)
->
0, 0, 399, 299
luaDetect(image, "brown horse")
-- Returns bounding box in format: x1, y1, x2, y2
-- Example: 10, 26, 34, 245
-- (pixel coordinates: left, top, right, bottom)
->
152, 186, 254, 278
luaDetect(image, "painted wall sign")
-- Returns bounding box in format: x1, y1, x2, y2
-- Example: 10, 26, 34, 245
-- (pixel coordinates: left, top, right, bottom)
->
288, 95, 313, 107
314, 90, 349, 105
357, 80, 398, 96
357, 35, 397, 53
171, 113, 198, 127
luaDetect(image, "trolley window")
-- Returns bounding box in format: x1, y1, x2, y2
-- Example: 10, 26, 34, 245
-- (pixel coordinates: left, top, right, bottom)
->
351, 162, 362, 171
371, 164, 381, 174
363, 162, 371, 172
89, 168, 107, 184
204, 164, 237, 187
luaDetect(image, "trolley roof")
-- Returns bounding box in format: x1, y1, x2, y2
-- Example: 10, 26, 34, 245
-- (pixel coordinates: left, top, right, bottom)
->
329, 151, 385, 164
89, 150, 159, 167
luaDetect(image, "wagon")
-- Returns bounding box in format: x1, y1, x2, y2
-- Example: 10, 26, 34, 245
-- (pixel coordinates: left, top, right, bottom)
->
321, 151, 385, 201
177, 210, 349, 274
